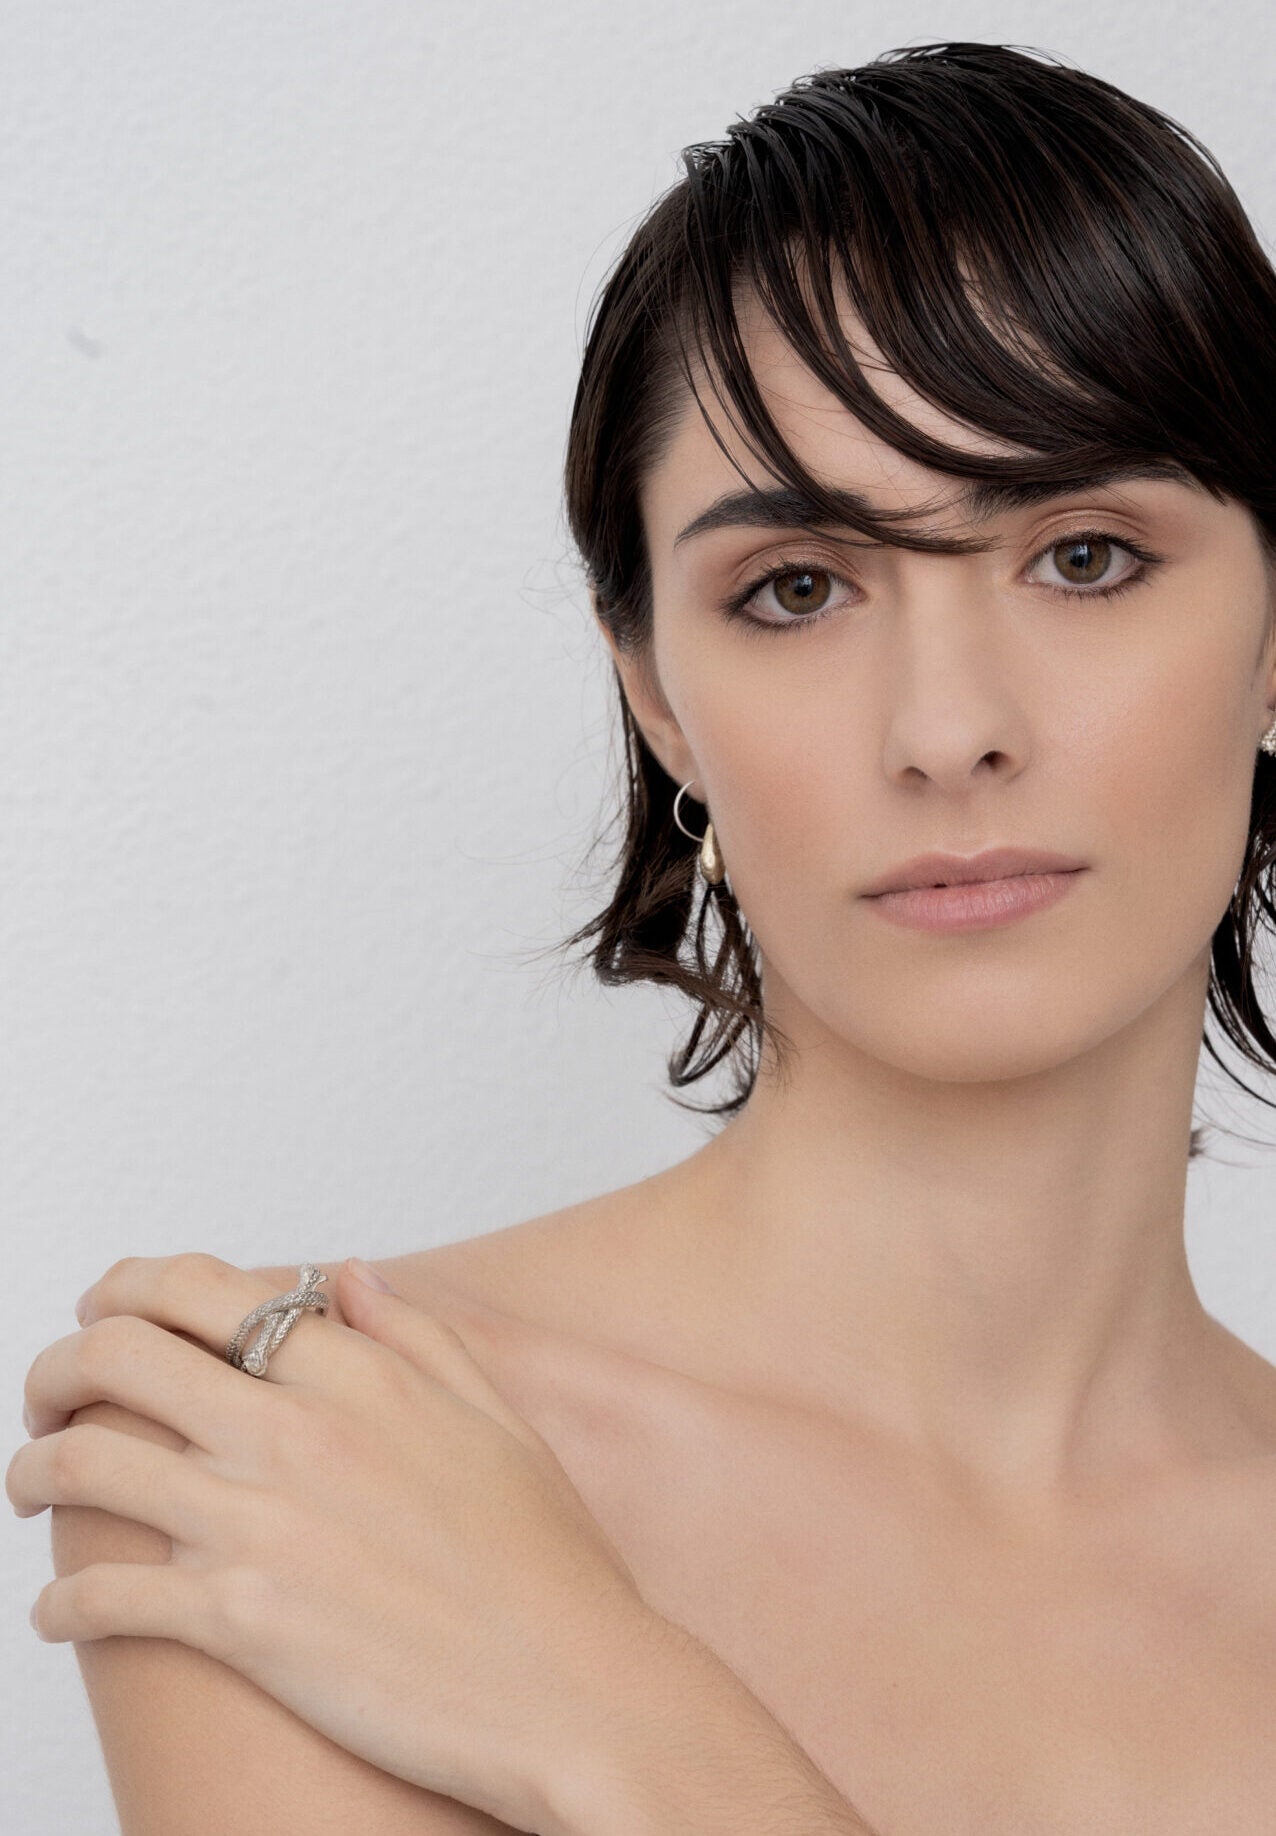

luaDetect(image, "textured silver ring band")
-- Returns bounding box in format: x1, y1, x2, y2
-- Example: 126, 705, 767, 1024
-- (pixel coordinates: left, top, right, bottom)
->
224, 1263, 330, 1377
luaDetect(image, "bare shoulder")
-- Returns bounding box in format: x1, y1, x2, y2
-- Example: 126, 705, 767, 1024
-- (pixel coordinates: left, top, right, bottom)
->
247, 1188, 636, 1345
338, 1164, 735, 1456
363, 1164, 703, 1358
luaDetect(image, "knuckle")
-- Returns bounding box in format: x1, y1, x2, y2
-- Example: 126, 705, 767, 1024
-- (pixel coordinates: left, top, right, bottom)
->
149, 1251, 219, 1307
21, 1348, 48, 1419
66, 1399, 116, 1431
174, 1249, 228, 1282
96, 1311, 146, 1350
4, 1441, 29, 1505
48, 1425, 93, 1491
90, 1254, 146, 1303
101, 1255, 142, 1284
79, 1313, 148, 1378
28, 1579, 50, 1633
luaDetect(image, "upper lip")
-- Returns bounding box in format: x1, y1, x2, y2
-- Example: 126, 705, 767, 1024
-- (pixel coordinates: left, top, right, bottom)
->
861, 846, 1087, 896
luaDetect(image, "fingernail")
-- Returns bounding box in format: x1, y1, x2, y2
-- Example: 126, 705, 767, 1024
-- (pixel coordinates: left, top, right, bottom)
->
347, 1257, 392, 1292
22, 1403, 32, 1435
74, 1290, 90, 1325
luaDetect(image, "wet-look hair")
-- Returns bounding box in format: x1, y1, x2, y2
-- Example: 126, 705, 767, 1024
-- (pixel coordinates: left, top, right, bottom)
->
557, 40, 1276, 1152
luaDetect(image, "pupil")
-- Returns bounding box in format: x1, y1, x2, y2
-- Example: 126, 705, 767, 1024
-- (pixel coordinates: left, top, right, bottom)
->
775, 570, 830, 616
1060, 538, 1109, 583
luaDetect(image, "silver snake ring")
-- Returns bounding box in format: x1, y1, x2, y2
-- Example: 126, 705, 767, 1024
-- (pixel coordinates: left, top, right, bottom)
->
224, 1263, 330, 1377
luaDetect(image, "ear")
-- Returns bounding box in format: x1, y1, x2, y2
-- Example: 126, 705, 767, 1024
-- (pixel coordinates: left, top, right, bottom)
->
590, 589, 699, 791
1258, 574, 1276, 741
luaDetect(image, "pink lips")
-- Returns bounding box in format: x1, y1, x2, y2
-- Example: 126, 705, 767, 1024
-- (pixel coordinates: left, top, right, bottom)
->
861, 846, 1087, 896
860, 847, 1088, 935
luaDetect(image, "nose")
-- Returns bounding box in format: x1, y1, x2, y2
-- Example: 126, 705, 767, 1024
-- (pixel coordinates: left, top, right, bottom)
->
877, 567, 1030, 792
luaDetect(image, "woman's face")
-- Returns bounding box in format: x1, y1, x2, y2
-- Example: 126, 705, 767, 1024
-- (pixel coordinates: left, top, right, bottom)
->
607, 297, 1276, 1083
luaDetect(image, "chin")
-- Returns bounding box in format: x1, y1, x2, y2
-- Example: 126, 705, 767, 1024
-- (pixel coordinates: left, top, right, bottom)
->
838, 995, 1110, 1085
877, 1036, 1092, 1085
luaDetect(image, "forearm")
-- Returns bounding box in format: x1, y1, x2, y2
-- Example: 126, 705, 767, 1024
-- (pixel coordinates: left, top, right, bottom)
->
538, 1612, 881, 1836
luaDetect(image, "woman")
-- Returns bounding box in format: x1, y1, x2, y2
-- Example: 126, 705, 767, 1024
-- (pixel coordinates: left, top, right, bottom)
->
11, 39, 1276, 1835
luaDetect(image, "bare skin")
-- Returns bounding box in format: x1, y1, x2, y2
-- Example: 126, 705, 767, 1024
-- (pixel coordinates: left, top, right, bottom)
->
391, 292, 1276, 1833
370, 1189, 1276, 1836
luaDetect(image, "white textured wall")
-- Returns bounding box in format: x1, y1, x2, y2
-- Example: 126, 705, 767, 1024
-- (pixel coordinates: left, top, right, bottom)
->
4, 2, 1275, 1824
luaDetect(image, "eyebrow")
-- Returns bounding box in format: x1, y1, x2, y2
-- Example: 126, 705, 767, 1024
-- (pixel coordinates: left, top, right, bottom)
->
671, 461, 1200, 549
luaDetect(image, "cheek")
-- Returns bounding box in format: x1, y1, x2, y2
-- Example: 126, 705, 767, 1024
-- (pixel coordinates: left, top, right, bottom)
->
1108, 641, 1257, 958
653, 611, 849, 874
678, 662, 855, 904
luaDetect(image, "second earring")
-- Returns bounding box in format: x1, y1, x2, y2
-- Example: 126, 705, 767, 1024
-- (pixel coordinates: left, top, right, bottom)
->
673, 780, 726, 887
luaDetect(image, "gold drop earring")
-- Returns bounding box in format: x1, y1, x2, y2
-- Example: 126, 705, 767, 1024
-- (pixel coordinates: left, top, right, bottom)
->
673, 780, 726, 887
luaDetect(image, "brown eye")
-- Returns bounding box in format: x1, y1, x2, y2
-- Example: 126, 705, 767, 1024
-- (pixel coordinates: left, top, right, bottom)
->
1050, 536, 1112, 586
770, 569, 834, 616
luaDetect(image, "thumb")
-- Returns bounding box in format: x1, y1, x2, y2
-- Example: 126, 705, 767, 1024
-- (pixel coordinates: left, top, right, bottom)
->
343, 1256, 395, 1295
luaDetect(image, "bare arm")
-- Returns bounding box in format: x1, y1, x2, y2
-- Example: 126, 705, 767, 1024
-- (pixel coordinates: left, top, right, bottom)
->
540, 1611, 882, 1836
50, 1395, 529, 1834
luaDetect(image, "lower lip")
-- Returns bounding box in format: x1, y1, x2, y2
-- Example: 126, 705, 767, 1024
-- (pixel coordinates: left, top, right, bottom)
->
864, 869, 1085, 933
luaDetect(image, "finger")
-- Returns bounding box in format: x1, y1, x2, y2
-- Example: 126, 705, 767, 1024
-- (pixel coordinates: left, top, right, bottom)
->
335, 1260, 545, 1449
7, 1421, 238, 1546
24, 1314, 267, 1449
29, 1559, 232, 1652
75, 1252, 340, 1386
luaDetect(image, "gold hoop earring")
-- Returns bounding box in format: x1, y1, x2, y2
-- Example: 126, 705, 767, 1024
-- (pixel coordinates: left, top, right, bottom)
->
672, 780, 726, 887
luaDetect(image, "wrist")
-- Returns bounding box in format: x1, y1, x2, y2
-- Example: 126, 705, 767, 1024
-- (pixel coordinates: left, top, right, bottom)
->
537, 1609, 877, 1836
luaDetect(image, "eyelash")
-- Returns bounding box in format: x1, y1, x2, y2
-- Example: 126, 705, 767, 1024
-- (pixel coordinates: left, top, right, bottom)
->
719, 530, 1166, 635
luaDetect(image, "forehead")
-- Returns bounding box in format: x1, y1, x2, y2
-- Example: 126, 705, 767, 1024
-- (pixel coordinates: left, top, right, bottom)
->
642, 288, 1037, 538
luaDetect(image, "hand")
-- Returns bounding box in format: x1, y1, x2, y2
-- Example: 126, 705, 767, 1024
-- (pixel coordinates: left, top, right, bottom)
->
8, 1253, 656, 1831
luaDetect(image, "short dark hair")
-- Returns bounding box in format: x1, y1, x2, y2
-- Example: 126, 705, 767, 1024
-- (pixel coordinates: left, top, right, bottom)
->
557, 40, 1276, 1153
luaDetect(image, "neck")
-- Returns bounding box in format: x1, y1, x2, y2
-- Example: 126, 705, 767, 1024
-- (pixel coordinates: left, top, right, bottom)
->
676, 946, 1261, 1505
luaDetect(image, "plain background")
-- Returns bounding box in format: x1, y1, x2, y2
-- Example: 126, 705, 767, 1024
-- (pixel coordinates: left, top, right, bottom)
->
4, 1, 1276, 1824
